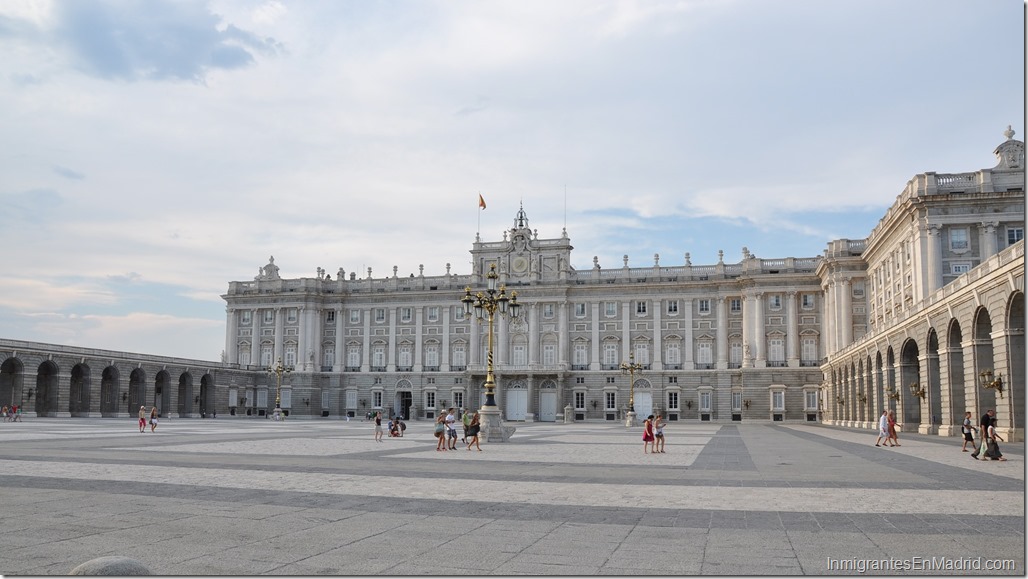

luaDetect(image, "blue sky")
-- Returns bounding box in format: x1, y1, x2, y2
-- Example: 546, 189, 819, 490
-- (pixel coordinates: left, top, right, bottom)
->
0, 0, 1023, 361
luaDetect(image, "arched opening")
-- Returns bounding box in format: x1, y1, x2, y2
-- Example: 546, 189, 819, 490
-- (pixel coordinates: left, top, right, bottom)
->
1006, 292, 1025, 438
178, 372, 194, 417
926, 329, 942, 434
36, 360, 60, 417
130, 368, 147, 414
0, 357, 24, 411
154, 370, 171, 417
70, 363, 91, 417
899, 339, 921, 431
973, 307, 998, 413
946, 320, 967, 435
100, 366, 120, 417
199, 374, 214, 418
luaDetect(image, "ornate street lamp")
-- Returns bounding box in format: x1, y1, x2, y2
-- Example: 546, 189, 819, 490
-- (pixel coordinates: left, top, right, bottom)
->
620, 353, 643, 427
978, 369, 1005, 398
461, 263, 520, 441
267, 357, 291, 421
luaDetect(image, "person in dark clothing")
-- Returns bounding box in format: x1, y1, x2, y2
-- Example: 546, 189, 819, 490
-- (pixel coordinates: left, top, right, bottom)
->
971, 409, 995, 460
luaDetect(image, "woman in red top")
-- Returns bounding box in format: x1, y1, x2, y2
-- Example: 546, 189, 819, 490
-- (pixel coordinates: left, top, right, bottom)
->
642, 414, 655, 454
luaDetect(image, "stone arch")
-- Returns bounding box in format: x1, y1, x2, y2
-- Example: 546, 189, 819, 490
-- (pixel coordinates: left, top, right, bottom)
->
129, 368, 147, 414
154, 370, 171, 416
972, 306, 998, 412
899, 338, 921, 429
199, 373, 214, 417
0, 357, 24, 411
36, 360, 60, 417
70, 363, 91, 416
1005, 291, 1025, 436
925, 328, 942, 433
945, 319, 967, 433
874, 352, 886, 414
177, 372, 194, 417
101, 365, 120, 417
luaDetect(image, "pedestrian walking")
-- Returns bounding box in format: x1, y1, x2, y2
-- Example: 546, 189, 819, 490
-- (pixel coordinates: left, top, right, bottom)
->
466, 412, 482, 451
887, 410, 900, 446
138, 406, 147, 433
961, 411, 977, 452
971, 409, 994, 460
149, 406, 158, 432
374, 411, 384, 442
874, 409, 890, 446
445, 408, 458, 450
434, 413, 448, 451
653, 413, 666, 453
983, 416, 1007, 461
461, 408, 472, 444
642, 414, 655, 454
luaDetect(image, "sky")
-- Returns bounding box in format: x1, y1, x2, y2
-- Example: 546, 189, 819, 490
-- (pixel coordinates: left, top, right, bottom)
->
0, 0, 1023, 362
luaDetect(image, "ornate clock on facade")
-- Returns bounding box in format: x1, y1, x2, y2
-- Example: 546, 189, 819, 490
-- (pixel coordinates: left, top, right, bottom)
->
512, 256, 529, 274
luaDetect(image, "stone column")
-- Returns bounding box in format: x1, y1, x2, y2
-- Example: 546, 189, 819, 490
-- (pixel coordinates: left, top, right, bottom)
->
754, 292, 766, 367
682, 298, 694, 369
786, 292, 799, 367
334, 307, 343, 372
387, 308, 397, 372
528, 303, 539, 366
590, 302, 600, 370
273, 307, 283, 363
926, 224, 943, 295
652, 298, 662, 369
414, 307, 424, 371
250, 309, 259, 367
362, 309, 371, 371
226, 307, 238, 365
716, 297, 728, 369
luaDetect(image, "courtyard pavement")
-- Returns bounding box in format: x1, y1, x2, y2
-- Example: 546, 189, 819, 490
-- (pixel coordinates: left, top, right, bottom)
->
0, 417, 1022, 575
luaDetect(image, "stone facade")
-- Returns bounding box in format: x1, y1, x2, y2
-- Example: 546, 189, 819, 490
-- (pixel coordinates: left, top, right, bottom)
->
0, 130, 1022, 439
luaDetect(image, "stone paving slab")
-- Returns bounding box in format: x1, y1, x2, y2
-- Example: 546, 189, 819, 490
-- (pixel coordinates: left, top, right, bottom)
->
0, 418, 1022, 575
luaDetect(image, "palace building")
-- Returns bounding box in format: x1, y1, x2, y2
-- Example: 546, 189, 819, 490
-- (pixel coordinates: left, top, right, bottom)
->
0, 129, 1023, 440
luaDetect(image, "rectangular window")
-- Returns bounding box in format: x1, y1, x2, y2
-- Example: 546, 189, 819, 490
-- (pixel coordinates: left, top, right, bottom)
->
1008, 227, 1024, 246
699, 391, 711, 412
636, 301, 647, 315
425, 345, 439, 367
543, 344, 556, 365
372, 346, 385, 367
347, 346, 360, 368
666, 300, 678, 314
284, 345, 296, 367
453, 391, 463, 410
732, 391, 742, 411
427, 307, 440, 322
665, 342, 680, 365
772, 391, 785, 411
287, 308, 297, 323
423, 391, 435, 409
326, 310, 335, 323
801, 294, 815, 309
575, 303, 587, 317
603, 342, 619, 366
261, 346, 273, 367
801, 338, 817, 363
667, 391, 679, 411
323, 348, 334, 368
349, 310, 360, 323
574, 391, 586, 410
452, 344, 466, 367
241, 310, 252, 324
951, 262, 971, 275
729, 298, 742, 313
400, 307, 412, 323
605, 391, 616, 410
373, 391, 383, 408
264, 310, 274, 323
512, 344, 527, 366
605, 302, 617, 317
698, 299, 711, 314
668, 376, 677, 384
697, 342, 712, 364
346, 390, 357, 409
633, 343, 649, 364
543, 304, 555, 318
768, 295, 781, 310
455, 306, 465, 321
375, 308, 386, 323
398, 345, 412, 367
805, 391, 818, 411
573, 343, 588, 366
768, 338, 784, 362
730, 342, 742, 365
950, 228, 969, 250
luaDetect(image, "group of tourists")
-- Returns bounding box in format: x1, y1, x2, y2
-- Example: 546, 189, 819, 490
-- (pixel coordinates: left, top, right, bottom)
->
874, 407, 1007, 461
1, 405, 22, 422
641, 413, 667, 454
137, 406, 159, 433
434, 408, 481, 451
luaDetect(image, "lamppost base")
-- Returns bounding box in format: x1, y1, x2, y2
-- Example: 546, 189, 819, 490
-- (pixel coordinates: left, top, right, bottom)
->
625, 410, 637, 428
273, 407, 283, 422
478, 406, 516, 442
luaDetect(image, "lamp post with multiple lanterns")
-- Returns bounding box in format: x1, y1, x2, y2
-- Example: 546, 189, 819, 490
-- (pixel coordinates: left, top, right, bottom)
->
620, 353, 643, 427
267, 357, 291, 421
461, 263, 520, 441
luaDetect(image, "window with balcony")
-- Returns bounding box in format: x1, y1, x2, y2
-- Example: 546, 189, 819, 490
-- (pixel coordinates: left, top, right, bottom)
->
950, 228, 969, 251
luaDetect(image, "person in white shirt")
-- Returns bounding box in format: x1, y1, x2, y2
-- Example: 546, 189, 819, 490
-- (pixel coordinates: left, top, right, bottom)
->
874, 410, 890, 447
445, 408, 458, 450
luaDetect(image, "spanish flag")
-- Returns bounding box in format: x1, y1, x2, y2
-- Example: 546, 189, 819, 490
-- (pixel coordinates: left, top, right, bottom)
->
478, 193, 486, 209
